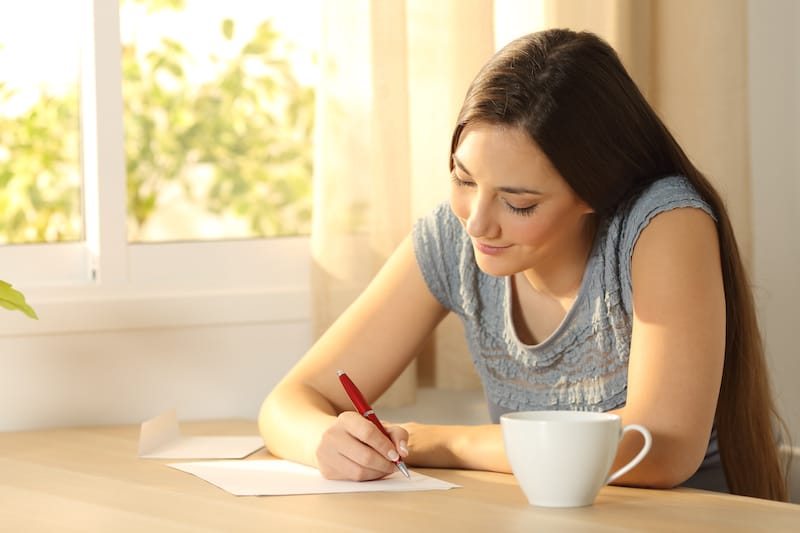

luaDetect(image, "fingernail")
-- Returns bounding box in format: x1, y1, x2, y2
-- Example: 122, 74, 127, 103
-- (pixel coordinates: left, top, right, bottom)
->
388, 449, 400, 462
399, 440, 409, 456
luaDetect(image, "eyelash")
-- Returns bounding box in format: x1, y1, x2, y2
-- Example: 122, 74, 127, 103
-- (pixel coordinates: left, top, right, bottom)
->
450, 172, 473, 188
506, 203, 537, 216
450, 172, 538, 216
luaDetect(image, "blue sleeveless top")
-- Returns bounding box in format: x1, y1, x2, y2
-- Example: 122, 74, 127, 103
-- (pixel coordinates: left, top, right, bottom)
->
412, 175, 726, 491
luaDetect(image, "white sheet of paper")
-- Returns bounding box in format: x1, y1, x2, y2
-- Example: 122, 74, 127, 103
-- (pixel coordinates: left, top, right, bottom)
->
168, 459, 460, 496
138, 409, 263, 459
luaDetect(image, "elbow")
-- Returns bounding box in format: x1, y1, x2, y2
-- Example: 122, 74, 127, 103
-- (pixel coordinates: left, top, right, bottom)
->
615, 443, 705, 489
257, 391, 281, 451
638, 463, 699, 490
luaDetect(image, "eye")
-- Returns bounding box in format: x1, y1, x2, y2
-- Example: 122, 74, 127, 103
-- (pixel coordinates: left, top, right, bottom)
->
504, 201, 538, 216
450, 171, 475, 188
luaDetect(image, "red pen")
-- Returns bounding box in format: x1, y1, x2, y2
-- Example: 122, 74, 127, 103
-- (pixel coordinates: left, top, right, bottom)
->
337, 370, 410, 478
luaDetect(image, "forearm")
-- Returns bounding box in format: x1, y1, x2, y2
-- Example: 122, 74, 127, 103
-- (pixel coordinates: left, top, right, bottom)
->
400, 422, 511, 473
258, 381, 338, 468
399, 418, 701, 489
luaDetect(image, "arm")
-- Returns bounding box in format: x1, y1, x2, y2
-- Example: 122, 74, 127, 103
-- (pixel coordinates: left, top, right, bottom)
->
258, 236, 449, 479
609, 206, 726, 488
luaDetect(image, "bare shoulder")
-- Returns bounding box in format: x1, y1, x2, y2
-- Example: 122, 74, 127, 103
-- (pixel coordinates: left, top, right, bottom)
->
630, 206, 723, 318
294, 235, 448, 404
632, 206, 719, 272
364, 235, 444, 305
326, 234, 447, 340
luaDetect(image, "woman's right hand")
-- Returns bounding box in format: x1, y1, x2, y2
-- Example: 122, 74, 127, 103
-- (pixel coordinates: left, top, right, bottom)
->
258, 237, 446, 474
315, 411, 409, 481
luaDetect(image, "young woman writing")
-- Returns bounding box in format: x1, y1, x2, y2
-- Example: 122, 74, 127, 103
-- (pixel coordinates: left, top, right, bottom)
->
259, 29, 788, 501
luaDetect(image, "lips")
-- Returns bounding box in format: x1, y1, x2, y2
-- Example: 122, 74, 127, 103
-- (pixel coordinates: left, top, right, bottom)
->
474, 241, 511, 256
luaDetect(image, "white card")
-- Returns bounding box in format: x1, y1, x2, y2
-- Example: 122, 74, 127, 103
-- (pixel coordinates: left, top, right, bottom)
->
138, 409, 264, 459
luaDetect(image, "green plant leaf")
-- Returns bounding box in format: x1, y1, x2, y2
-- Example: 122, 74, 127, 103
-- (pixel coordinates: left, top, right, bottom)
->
0, 280, 39, 319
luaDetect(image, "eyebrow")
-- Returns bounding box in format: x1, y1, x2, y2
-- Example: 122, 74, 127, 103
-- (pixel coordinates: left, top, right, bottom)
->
452, 155, 544, 196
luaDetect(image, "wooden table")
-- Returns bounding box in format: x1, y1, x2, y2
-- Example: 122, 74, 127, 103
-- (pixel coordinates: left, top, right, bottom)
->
1, 420, 798, 532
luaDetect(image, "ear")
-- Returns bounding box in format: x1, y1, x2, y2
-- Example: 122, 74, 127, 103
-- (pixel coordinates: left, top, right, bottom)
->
578, 199, 595, 215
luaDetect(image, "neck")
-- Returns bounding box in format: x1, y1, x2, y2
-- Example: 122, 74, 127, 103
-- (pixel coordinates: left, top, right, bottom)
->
521, 216, 597, 300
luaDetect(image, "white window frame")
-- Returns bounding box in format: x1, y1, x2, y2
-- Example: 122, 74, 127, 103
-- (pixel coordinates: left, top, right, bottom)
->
0, 0, 311, 337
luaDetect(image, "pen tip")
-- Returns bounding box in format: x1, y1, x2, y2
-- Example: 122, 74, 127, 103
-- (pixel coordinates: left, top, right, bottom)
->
397, 461, 410, 478
336, 369, 345, 376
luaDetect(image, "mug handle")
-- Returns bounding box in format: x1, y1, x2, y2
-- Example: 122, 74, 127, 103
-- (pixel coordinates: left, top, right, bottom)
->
605, 424, 653, 484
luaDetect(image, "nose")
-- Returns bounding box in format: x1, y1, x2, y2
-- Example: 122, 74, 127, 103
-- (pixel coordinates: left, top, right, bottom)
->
465, 195, 498, 239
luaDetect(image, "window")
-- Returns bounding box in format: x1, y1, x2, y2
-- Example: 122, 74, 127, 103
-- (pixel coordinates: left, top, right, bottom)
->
120, 0, 316, 242
0, 0, 318, 335
0, 1, 82, 244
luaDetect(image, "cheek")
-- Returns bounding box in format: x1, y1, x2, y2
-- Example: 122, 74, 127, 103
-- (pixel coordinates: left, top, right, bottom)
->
507, 220, 542, 245
507, 214, 559, 246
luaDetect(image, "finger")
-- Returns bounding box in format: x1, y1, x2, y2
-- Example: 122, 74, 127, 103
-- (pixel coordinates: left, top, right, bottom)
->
341, 412, 403, 465
316, 440, 392, 481
315, 413, 397, 480
339, 438, 396, 478
384, 424, 409, 458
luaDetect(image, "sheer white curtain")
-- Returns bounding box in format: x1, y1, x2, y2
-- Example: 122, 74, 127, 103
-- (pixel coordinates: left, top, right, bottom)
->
310, 0, 495, 405
311, 0, 751, 406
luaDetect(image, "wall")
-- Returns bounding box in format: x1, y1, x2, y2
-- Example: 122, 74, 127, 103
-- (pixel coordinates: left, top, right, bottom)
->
0, 243, 312, 432
0, 321, 309, 431
747, 0, 800, 453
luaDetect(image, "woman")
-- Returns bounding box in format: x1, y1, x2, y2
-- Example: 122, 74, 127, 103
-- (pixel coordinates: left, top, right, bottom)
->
259, 29, 788, 501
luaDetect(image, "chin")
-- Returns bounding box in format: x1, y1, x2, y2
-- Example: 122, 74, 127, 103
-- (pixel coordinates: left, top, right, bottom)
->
474, 257, 518, 278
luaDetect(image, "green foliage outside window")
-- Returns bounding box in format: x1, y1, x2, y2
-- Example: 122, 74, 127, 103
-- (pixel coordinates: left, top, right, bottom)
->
0, 81, 82, 243
0, 0, 315, 244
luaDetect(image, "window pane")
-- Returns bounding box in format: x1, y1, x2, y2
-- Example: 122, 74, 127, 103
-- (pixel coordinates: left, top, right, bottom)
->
0, 1, 83, 245
120, 0, 319, 242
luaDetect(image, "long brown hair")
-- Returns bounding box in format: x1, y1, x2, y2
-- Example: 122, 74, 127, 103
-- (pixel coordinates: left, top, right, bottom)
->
451, 29, 788, 501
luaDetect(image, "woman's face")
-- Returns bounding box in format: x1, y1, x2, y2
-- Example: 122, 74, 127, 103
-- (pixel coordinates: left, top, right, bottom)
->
449, 123, 594, 277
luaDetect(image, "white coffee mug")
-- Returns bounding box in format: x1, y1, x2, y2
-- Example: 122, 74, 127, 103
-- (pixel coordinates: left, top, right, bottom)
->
500, 410, 652, 508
